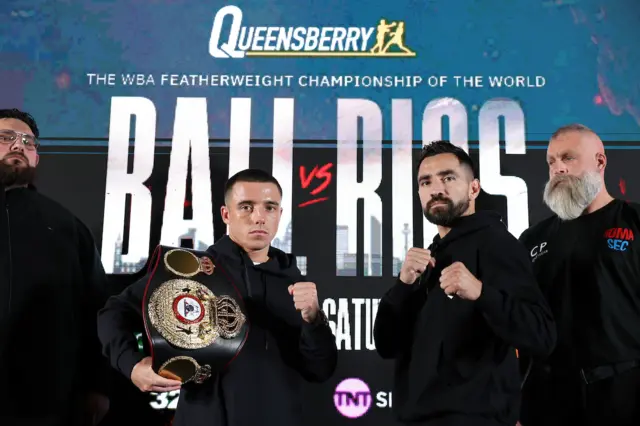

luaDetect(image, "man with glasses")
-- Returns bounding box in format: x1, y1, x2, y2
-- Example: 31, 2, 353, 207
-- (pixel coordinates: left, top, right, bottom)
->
0, 109, 111, 426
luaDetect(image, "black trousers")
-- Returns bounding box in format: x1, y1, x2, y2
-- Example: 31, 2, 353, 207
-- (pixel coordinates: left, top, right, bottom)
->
520, 364, 640, 426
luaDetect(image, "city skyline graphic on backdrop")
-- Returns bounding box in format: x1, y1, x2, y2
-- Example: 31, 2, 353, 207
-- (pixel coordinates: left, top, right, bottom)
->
111, 217, 409, 276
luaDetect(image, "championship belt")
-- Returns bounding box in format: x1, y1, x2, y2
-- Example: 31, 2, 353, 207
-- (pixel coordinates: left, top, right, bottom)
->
142, 245, 249, 385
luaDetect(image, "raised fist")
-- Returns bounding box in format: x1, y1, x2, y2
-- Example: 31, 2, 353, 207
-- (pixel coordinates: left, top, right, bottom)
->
399, 248, 435, 285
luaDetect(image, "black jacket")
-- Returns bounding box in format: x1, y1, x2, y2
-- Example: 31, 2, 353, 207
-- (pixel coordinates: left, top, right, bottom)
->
0, 186, 111, 426
518, 199, 640, 370
373, 211, 556, 426
97, 235, 338, 426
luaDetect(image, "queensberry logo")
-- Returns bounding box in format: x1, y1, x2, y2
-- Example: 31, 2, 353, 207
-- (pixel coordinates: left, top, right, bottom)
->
604, 227, 635, 252
208, 5, 416, 59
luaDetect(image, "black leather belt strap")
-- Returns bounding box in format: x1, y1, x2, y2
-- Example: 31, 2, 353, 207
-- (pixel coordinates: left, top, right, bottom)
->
580, 359, 640, 385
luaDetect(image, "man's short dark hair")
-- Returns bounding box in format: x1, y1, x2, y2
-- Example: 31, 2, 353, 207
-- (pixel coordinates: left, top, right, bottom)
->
417, 140, 478, 179
0, 108, 40, 138
550, 123, 596, 140
224, 168, 283, 203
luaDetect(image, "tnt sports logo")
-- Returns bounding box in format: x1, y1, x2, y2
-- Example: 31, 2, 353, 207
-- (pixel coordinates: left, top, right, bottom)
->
604, 227, 635, 252
208, 5, 415, 59
334, 378, 372, 418
333, 378, 393, 418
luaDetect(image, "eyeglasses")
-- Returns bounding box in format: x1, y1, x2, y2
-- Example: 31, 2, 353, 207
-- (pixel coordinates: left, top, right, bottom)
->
0, 129, 39, 151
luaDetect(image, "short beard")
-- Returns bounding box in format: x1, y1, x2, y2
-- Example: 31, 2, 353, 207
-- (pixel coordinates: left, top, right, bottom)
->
0, 160, 37, 188
543, 171, 602, 221
423, 196, 470, 227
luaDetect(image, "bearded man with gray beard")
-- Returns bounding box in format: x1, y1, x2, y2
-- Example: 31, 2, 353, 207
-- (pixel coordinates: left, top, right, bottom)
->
518, 124, 640, 426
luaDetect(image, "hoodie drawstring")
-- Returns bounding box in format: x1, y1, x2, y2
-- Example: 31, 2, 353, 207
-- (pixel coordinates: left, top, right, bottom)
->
243, 260, 269, 350
243, 262, 253, 299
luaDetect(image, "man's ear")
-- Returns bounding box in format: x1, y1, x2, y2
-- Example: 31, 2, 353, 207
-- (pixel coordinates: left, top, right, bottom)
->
220, 205, 230, 224
469, 178, 481, 200
596, 152, 606, 171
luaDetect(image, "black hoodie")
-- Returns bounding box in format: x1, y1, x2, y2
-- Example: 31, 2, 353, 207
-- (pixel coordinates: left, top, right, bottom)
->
97, 235, 338, 426
373, 211, 556, 426
0, 186, 111, 426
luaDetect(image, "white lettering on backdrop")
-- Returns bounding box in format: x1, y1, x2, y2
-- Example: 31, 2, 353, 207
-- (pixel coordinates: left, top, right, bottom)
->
100, 96, 529, 275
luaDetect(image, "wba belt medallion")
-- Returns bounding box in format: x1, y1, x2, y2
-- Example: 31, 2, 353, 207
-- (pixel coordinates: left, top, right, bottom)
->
142, 246, 249, 385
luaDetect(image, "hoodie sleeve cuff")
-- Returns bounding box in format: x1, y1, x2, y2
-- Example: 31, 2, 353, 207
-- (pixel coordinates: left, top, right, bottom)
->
302, 315, 323, 333
475, 282, 503, 313
385, 278, 420, 306
301, 310, 330, 334
117, 350, 146, 379
300, 312, 336, 350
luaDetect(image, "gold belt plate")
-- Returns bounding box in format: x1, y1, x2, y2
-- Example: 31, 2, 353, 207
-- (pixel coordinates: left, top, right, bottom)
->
147, 279, 246, 350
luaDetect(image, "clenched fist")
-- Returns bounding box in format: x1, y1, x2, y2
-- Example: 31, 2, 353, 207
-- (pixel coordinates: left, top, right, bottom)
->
439, 261, 482, 300
399, 248, 436, 285
288, 282, 320, 323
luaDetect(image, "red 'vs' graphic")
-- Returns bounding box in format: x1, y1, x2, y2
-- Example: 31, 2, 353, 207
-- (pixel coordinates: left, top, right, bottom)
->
298, 163, 333, 208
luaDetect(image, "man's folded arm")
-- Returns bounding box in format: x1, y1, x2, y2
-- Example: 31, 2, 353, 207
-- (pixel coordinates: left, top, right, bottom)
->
97, 277, 148, 378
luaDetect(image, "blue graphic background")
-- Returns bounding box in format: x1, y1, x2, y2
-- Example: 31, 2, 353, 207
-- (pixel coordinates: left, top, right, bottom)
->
1, 0, 639, 143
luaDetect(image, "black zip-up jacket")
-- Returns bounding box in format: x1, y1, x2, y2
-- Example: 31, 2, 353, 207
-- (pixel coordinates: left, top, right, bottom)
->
0, 186, 111, 426
97, 235, 338, 426
373, 211, 557, 426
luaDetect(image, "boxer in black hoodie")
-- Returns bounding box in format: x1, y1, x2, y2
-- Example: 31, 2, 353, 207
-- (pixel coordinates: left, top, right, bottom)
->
374, 141, 557, 426
97, 168, 337, 426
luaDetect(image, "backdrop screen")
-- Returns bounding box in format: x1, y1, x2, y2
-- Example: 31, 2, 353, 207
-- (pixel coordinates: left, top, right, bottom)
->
1, 0, 639, 425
